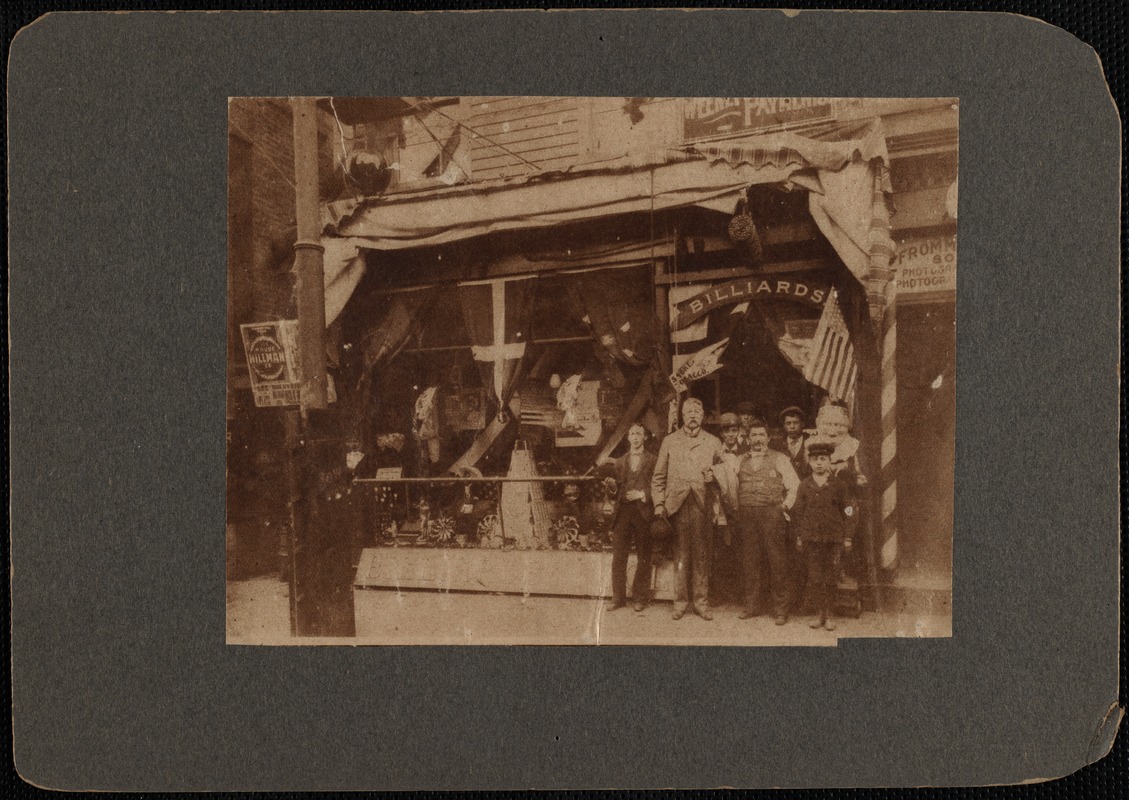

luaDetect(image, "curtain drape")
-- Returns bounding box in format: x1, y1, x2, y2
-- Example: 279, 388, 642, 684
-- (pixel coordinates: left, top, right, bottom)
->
566, 269, 656, 368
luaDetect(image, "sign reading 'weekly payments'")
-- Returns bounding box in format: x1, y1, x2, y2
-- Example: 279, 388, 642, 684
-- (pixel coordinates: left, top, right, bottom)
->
683, 97, 834, 140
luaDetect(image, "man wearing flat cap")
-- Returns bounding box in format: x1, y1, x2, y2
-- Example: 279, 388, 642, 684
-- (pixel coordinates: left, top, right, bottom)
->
772, 406, 812, 479
710, 412, 744, 606
735, 400, 758, 452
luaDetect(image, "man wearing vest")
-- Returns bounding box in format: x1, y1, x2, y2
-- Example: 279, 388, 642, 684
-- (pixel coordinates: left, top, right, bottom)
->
652, 397, 724, 621
717, 416, 801, 624
604, 423, 658, 613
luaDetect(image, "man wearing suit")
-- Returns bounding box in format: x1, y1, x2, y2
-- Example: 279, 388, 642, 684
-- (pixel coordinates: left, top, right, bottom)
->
652, 397, 725, 620
605, 423, 657, 613
710, 413, 744, 606
772, 406, 812, 479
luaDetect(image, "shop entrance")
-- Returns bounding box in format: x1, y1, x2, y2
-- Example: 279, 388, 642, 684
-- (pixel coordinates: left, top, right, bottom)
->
671, 271, 836, 430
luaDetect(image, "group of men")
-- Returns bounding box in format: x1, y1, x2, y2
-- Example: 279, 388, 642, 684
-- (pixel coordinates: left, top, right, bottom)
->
606, 397, 860, 628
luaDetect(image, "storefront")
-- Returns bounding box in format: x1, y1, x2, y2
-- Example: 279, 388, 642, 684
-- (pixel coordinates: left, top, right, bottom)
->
304, 115, 922, 617
225, 96, 958, 635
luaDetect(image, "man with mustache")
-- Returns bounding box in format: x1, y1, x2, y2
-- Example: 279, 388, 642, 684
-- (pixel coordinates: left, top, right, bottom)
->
652, 397, 724, 621
717, 416, 800, 625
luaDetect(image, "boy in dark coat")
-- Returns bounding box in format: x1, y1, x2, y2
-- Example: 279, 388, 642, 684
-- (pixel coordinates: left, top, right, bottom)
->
792, 439, 857, 631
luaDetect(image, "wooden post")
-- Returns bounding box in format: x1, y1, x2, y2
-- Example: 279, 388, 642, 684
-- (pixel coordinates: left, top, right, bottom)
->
292, 97, 328, 410
653, 220, 677, 431
283, 408, 303, 636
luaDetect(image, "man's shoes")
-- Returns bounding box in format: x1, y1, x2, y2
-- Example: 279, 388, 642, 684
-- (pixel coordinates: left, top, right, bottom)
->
774, 615, 787, 626
607, 600, 627, 611
672, 608, 686, 620
633, 601, 646, 613
823, 619, 837, 631
738, 610, 757, 620
809, 617, 823, 629
697, 608, 714, 621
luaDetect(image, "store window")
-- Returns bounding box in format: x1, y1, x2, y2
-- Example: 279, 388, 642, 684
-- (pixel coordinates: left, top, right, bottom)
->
347, 264, 656, 551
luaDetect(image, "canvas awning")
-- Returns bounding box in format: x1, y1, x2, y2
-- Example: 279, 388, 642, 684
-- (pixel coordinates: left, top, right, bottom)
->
320, 120, 895, 325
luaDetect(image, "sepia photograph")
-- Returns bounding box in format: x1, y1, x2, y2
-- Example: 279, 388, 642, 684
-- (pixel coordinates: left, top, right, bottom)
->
12, 6, 1122, 790
226, 95, 958, 645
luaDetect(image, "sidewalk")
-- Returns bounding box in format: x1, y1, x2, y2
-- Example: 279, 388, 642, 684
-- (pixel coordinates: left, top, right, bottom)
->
227, 576, 952, 646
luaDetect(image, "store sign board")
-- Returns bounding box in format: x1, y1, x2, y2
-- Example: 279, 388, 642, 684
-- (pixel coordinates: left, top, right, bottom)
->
240, 321, 301, 407
672, 277, 831, 330
683, 97, 834, 141
894, 234, 957, 296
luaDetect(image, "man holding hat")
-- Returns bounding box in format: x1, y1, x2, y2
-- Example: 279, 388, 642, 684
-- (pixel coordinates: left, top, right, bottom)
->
652, 397, 725, 620
604, 423, 657, 613
772, 406, 812, 479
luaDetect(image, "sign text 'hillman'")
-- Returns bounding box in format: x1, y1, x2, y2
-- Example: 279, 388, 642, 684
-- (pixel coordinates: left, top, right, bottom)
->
240, 321, 301, 407
671, 277, 831, 330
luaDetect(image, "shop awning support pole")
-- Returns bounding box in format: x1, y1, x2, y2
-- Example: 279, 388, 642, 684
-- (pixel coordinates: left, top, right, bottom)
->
292, 96, 329, 411
287, 97, 327, 638
653, 221, 675, 433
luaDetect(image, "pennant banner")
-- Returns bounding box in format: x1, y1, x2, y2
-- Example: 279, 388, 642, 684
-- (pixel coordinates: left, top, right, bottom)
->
669, 337, 730, 392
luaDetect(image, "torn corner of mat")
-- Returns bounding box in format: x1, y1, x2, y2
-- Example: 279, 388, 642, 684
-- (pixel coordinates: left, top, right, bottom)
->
1085, 702, 1125, 766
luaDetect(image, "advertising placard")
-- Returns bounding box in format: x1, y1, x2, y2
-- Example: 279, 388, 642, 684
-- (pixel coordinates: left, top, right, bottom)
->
239, 321, 301, 407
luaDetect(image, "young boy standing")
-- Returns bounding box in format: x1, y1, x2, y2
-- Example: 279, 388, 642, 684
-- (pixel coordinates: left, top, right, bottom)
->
792, 440, 856, 631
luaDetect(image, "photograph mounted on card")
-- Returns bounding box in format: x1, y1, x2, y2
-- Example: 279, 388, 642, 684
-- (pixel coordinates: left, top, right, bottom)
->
10, 8, 1123, 794
226, 94, 958, 647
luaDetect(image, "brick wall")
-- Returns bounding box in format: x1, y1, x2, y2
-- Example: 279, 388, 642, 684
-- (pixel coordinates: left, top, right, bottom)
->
228, 97, 340, 324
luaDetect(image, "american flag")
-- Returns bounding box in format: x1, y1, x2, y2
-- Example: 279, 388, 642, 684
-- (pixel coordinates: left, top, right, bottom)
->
804, 288, 857, 405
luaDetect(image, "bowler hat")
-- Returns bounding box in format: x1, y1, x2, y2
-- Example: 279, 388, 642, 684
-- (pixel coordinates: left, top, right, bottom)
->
719, 412, 740, 428
650, 515, 673, 540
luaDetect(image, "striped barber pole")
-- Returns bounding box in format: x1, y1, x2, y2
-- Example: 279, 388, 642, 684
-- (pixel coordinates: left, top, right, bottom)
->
866, 167, 899, 573
878, 278, 898, 570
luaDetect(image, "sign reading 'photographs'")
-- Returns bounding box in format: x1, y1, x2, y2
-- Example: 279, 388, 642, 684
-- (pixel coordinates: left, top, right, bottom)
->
239, 321, 301, 407
683, 97, 834, 140
895, 234, 957, 295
